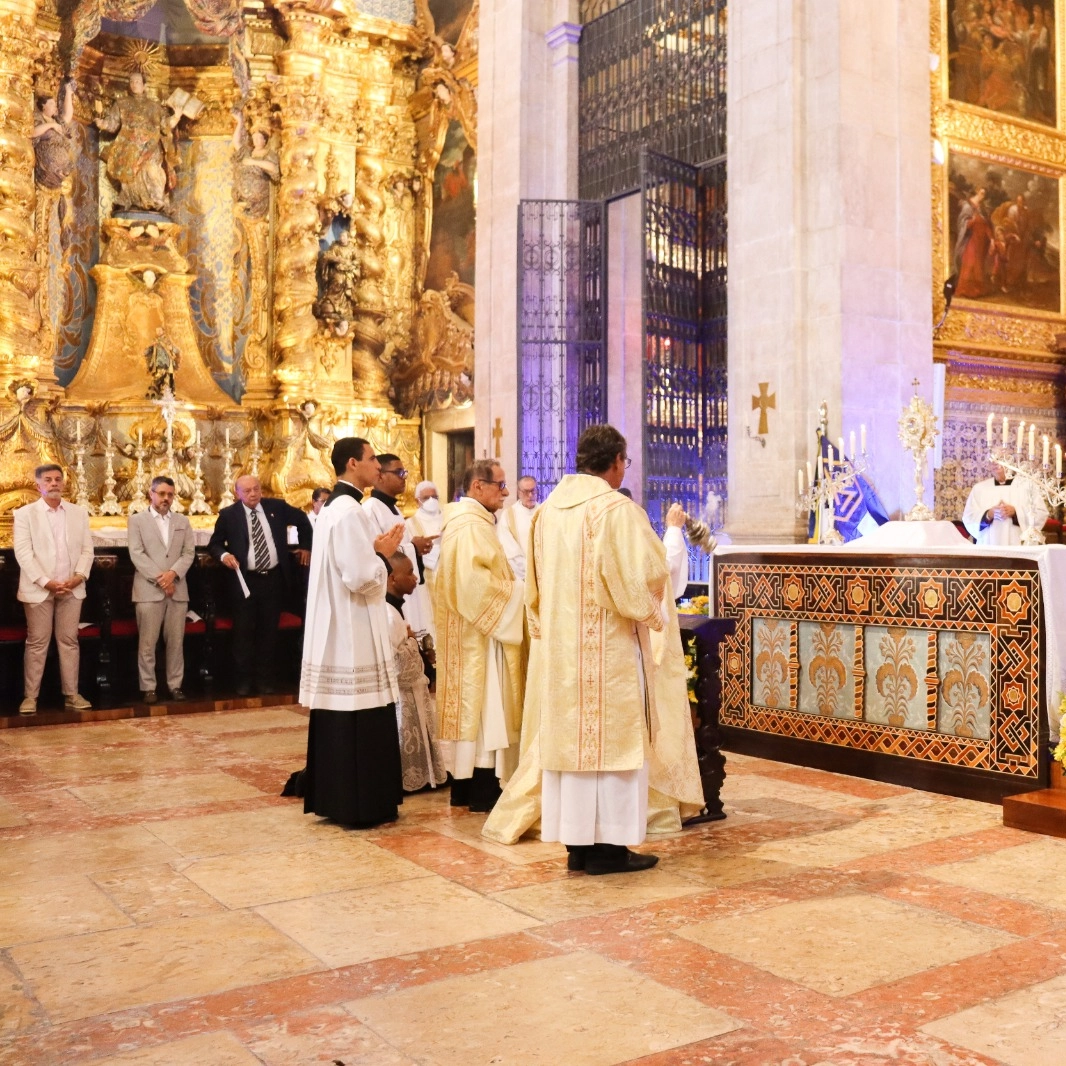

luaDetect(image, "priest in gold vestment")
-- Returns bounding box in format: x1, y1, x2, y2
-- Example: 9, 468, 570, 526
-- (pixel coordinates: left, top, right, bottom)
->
484, 425, 702, 875
435, 460, 526, 812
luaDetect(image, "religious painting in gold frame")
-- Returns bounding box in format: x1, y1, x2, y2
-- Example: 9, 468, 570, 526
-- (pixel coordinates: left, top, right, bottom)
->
945, 0, 1057, 129
946, 146, 1063, 315
428, 0, 475, 45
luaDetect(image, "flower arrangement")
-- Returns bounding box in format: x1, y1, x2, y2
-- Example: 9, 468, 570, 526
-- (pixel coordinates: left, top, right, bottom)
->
684, 649, 698, 705
677, 595, 710, 615
1053, 693, 1066, 768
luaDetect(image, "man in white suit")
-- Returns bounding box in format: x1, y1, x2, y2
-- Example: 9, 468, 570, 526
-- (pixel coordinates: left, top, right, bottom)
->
128, 476, 196, 703
13, 464, 94, 714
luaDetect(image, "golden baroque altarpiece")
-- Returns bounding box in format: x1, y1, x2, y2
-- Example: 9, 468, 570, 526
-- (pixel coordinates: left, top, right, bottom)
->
932, 0, 1066, 522
0, 0, 477, 541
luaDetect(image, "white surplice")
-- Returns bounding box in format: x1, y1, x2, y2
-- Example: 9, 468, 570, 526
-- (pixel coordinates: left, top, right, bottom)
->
962, 477, 1047, 546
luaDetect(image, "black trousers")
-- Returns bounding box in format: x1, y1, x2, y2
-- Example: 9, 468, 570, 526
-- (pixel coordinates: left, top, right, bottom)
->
231, 567, 282, 689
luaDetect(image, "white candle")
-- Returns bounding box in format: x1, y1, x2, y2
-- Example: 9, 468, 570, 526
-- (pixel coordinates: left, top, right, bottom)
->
75, 420, 81, 443
837, 437, 845, 460
806, 461, 813, 487
860, 424, 866, 454
849, 431, 856, 460
1016, 420, 1025, 454
1029, 424, 1036, 460
225, 427, 230, 447
1057, 444, 1062, 480
798, 469, 804, 495
196, 430, 201, 448
253, 430, 259, 450
1043, 434, 1050, 468
1003, 416, 1009, 446
986, 412, 994, 448
137, 427, 143, 448
106, 429, 112, 448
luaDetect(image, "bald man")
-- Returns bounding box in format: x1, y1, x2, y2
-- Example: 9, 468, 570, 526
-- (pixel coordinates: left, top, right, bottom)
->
208, 475, 313, 696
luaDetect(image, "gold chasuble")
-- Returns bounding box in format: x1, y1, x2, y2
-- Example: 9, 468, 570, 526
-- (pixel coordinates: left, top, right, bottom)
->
483, 474, 704, 843
435, 498, 525, 745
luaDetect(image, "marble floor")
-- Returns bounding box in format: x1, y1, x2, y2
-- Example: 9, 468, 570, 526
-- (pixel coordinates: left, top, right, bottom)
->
2, 708, 1066, 1065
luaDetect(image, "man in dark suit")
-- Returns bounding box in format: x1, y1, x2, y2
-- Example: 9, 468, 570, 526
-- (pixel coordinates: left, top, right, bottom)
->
208, 474, 313, 696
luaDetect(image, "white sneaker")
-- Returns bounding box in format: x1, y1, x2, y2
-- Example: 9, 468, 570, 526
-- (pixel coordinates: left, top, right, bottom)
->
64, 694, 92, 711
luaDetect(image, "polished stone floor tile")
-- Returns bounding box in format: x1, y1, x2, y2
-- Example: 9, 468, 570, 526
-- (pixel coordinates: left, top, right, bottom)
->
83, 1031, 263, 1065
921, 973, 1066, 1065
0, 721, 150, 749
0, 796, 27, 829
67, 771, 266, 816
677, 893, 1016, 997
215, 729, 308, 761
10, 910, 322, 1023
259, 874, 541, 967
0, 825, 180, 884
0, 875, 130, 947
436, 810, 566, 865
722, 772, 870, 811
923, 837, 1066, 912
183, 838, 432, 908
35, 744, 211, 782
663, 851, 802, 890
347, 950, 741, 1066
492, 867, 705, 921
142, 805, 331, 858
168, 708, 307, 734
0, 959, 41, 1035
90, 864, 225, 924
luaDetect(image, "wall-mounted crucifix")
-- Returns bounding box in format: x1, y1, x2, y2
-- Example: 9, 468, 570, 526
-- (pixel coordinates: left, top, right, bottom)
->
492, 417, 503, 458
751, 382, 776, 435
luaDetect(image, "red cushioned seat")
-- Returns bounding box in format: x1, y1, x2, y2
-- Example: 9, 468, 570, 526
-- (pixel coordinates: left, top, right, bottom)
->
213, 617, 233, 631
110, 619, 138, 637
279, 612, 302, 630
184, 619, 206, 634
78, 626, 100, 638
0, 626, 27, 642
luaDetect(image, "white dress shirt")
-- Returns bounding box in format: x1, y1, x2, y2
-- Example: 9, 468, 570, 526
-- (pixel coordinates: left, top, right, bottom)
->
150, 506, 172, 549
42, 502, 71, 583
243, 503, 279, 570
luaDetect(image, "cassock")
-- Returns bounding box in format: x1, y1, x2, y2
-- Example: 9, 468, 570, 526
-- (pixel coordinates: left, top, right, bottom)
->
363, 488, 432, 636
435, 497, 525, 801
299, 482, 402, 827
492, 474, 668, 848
407, 502, 443, 636
962, 476, 1047, 546
386, 592, 448, 792
663, 525, 689, 600
481, 481, 703, 840
497, 502, 536, 580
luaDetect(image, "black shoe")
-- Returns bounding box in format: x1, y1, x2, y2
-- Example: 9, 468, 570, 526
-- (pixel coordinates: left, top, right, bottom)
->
566, 845, 591, 871
467, 767, 502, 812
169, 689, 186, 702
142, 690, 157, 705
449, 777, 471, 808
235, 684, 251, 697
584, 845, 660, 876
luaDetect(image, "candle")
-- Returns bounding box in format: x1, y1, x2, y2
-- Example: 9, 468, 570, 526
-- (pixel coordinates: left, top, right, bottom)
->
837, 437, 844, 460
253, 430, 259, 450
986, 412, 994, 448
75, 420, 81, 443
1057, 444, 1062, 480
1043, 434, 1050, 468
860, 424, 866, 454
106, 429, 112, 448
1016, 420, 1025, 454
137, 427, 143, 448
806, 461, 813, 487
225, 427, 230, 447
1003, 416, 1009, 446
798, 469, 804, 496
849, 431, 856, 460
196, 430, 201, 448
1029, 424, 1036, 460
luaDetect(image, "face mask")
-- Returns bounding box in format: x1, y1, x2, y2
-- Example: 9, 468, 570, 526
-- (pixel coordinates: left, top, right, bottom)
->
420, 497, 441, 515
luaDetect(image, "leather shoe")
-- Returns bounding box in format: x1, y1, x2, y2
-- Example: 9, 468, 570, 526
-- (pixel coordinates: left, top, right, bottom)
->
64, 693, 92, 711
169, 689, 186, 702
584, 846, 659, 876
566, 845, 591, 871
142, 690, 157, 705
18, 697, 36, 715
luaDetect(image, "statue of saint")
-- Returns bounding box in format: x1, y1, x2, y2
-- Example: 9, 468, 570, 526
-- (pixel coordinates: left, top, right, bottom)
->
313, 228, 361, 336
94, 71, 182, 213
145, 328, 180, 398
232, 112, 279, 220
33, 82, 77, 190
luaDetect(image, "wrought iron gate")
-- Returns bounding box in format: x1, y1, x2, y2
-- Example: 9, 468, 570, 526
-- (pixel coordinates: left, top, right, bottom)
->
642, 148, 728, 581
517, 200, 607, 492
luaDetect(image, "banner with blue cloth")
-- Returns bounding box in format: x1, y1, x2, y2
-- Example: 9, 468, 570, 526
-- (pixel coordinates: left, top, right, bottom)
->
808, 433, 889, 543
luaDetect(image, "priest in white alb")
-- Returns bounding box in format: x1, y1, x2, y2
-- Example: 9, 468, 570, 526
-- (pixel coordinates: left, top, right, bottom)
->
299, 436, 406, 828
497, 475, 538, 579
486, 424, 679, 875
435, 459, 525, 812
962, 460, 1047, 546
406, 480, 444, 636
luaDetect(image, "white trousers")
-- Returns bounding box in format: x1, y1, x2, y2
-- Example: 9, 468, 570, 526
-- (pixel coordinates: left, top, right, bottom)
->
540, 761, 649, 847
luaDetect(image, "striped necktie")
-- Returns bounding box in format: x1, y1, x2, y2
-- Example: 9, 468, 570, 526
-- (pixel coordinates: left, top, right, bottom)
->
250, 508, 270, 572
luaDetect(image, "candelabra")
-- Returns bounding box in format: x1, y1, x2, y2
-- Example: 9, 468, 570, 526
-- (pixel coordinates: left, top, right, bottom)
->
797, 449, 870, 545
219, 437, 236, 509
248, 431, 262, 478
72, 429, 92, 513
98, 434, 122, 516
988, 446, 1060, 546
128, 434, 149, 514
187, 436, 211, 514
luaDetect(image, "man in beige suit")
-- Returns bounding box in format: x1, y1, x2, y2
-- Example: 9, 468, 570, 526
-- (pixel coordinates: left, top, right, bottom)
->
128, 476, 195, 704
13, 464, 94, 714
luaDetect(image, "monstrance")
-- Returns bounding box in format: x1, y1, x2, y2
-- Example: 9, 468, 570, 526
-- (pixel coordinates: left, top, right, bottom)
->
898, 379, 938, 522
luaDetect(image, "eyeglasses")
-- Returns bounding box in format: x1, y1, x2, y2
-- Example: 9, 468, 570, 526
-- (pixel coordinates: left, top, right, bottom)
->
381, 468, 408, 478
623, 457, 632, 469
480, 480, 507, 491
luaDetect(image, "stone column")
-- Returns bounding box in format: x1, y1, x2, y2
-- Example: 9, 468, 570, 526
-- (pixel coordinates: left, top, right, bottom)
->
0, 0, 42, 397
726, 0, 932, 541
475, 0, 579, 480
271, 3, 329, 399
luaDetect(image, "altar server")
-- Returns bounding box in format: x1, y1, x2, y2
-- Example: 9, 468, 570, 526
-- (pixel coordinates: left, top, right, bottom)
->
962, 461, 1047, 546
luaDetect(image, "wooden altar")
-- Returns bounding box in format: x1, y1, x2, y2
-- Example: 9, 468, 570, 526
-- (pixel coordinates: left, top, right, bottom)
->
713, 547, 1052, 801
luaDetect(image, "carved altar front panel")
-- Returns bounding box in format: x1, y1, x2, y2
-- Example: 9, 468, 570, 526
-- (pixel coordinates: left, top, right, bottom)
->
717, 553, 1043, 784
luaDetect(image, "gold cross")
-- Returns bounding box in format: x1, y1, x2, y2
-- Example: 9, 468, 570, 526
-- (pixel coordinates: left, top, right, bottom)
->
751, 382, 776, 435
492, 417, 503, 458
